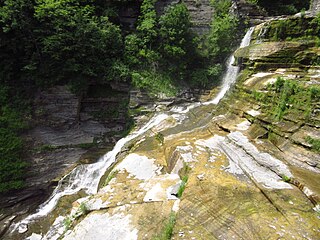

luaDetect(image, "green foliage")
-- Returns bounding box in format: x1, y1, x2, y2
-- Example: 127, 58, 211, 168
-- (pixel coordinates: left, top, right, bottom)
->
211, 0, 233, 16
208, 12, 238, 61
155, 132, 164, 146
63, 216, 73, 231
153, 212, 176, 240
126, 1, 216, 93
0, 0, 125, 94
252, 90, 266, 102
159, 3, 194, 79
246, 0, 258, 4
79, 202, 88, 215
0, 86, 28, 192
274, 76, 285, 92
273, 79, 298, 120
306, 136, 320, 152
104, 170, 119, 186
33, 0, 124, 91
177, 175, 188, 198
266, 17, 320, 41
251, 77, 320, 123
177, 162, 191, 198
207, 0, 239, 64
281, 175, 291, 183
137, 0, 157, 45
63, 201, 90, 232
131, 70, 177, 97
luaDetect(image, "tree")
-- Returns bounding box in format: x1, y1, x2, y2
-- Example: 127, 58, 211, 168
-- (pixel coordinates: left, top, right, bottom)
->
33, 0, 124, 92
159, 3, 195, 79
125, 0, 159, 67
0, 86, 27, 193
0, 0, 37, 88
207, 14, 238, 61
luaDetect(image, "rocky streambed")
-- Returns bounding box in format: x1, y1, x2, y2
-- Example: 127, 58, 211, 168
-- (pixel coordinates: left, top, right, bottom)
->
14, 97, 320, 239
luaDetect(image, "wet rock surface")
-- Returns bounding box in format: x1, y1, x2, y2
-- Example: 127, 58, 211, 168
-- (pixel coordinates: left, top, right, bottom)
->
12, 96, 320, 239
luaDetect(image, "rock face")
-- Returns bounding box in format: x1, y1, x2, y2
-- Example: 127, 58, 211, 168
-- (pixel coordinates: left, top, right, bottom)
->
310, 0, 320, 15
233, 0, 267, 25
156, 0, 213, 34
0, 84, 130, 238
34, 86, 80, 127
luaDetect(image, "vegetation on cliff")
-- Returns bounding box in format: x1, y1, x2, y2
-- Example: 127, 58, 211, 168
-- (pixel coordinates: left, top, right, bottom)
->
249, 0, 310, 15
262, 13, 320, 43
252, 77, 320, 122
126, 0, 239, 94
0, 86, 28, 192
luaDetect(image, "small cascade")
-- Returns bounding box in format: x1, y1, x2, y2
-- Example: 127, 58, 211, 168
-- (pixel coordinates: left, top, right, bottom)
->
256, 22, 269, 43
203, 26, 255, 105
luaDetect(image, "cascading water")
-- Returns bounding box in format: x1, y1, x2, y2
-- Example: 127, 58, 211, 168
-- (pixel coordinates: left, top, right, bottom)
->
12, 27, 255, 236
203, 26, 255, 105
14, 113, 171, 231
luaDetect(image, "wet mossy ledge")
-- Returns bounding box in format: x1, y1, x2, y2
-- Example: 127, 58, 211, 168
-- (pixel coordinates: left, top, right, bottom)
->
235, 14, 320, 71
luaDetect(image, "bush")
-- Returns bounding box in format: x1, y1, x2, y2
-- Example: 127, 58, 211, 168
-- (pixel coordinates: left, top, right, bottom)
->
306, 136, 320, 152
0, 86, 28, 192
0, 128, 27, 192
153, 212, 176, 240
131, 70, 177, 97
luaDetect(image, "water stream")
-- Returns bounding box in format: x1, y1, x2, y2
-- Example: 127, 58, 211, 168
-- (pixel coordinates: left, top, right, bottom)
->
12, 27, 255, 237
204, 27, 254, 105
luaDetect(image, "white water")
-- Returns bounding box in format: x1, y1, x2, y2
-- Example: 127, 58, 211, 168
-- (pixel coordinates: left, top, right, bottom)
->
203, 27, 255, 105
14, 113, 170, 229
13, 27, 255, 234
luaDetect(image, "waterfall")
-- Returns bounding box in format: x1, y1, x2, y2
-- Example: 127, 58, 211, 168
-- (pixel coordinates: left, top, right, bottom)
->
203, 27, 255, 105
13, 27, 255, 234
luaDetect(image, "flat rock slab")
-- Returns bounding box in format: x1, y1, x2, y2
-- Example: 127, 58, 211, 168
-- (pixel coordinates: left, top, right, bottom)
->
28, 148, 87, 185
63, 201, 176, 240
290, 125, 320, 147
30, 126, 94, 147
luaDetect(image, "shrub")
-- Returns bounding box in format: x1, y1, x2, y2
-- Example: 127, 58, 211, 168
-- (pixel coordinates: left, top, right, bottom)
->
104, 170, 119, 186
306, 136, 320, 152
153, 212, 176, 240
177, 175, 188, 198
131, 70, 177, 97
0, 103, 27, 192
